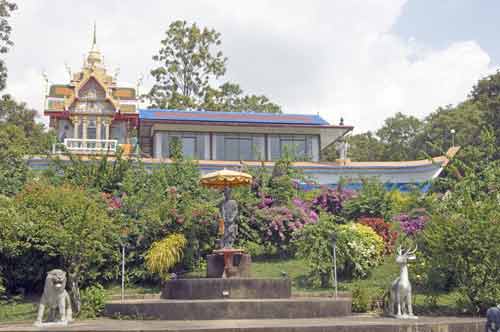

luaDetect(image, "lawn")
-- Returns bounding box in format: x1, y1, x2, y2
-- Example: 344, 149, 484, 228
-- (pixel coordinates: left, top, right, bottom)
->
0, 257, 461, 322
0, 298, 37, 323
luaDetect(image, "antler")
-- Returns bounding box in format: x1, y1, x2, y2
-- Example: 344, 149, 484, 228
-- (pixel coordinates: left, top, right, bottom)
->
405, 244, 418, 255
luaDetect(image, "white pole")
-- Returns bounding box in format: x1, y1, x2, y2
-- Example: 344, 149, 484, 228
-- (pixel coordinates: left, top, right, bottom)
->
121, 244, 125, 303
333, 243, 338, 298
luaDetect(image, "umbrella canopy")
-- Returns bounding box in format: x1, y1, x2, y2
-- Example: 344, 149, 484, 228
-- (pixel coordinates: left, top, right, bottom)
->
200, 169, 253, 189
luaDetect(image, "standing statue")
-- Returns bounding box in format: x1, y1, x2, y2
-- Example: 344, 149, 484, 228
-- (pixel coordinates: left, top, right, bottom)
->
221, 187, 238, 248
486, 305, 500, 332
387, 245, 418, 319
34, 269, 73, 326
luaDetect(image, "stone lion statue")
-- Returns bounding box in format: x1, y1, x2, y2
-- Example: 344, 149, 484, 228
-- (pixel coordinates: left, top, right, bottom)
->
34, 269, 73, 326
486, 305, 500, 332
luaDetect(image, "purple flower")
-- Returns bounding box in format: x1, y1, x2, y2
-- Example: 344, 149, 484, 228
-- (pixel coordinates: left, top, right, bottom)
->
309, 210, 319, 223
394, 212, 429, 236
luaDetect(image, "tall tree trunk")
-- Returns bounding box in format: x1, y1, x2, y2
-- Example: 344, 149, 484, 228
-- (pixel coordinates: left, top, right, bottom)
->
68, 273, 81, 314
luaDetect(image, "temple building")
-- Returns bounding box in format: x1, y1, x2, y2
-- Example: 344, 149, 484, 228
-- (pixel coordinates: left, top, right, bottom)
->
138, 109, 351, 162
36, 30, 459, 191
44, 28, 138, 154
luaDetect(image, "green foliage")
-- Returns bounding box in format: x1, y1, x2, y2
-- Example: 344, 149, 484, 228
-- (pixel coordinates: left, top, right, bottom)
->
147, 20, 280, 113
0, 95, 54, 196
79, 284, 106, 319
471, 69, 500, 157
114, 159, 216, 281
294, 214, 337, 288
0, 2, 17, 91
295, 218, 384, 288
351, 285, 370, 313
2, 183, 118, 294
46, 150, 134, 193
0, 124, 28, 196
148, 20, 226, 109
376, 112, 423, 161
343, 179, 391, 220
202, 82, 281, 113
335, 223, 384, 279
168, 136, 183, 160
346, 132, 386, 161
145, 234, 187, 280
268, 176, 295, 205
419, 161, 500, 313
0, 95, 54, 154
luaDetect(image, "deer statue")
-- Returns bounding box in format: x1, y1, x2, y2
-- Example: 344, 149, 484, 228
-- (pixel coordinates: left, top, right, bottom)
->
387, 245, 418, 319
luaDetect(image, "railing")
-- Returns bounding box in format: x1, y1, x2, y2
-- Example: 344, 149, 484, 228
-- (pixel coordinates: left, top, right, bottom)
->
52, 138, 118, 154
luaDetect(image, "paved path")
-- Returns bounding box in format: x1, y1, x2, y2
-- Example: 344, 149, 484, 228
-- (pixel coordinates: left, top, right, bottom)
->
0, 316, 486, 332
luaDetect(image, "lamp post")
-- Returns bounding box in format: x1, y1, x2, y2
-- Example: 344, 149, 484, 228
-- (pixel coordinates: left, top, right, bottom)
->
121, 242, 125, 303
450, 129, 456, 147
330, 234, 338, 298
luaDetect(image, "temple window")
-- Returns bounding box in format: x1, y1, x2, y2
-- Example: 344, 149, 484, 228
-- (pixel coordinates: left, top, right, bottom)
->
269, 135, 319, 161
214, 133, 265, 161
111, 123, 125, 144
156, 132, 206, 160
87, 118, 97, 139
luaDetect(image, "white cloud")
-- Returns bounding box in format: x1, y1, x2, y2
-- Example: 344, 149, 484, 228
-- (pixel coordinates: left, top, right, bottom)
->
4, 0, 497, 130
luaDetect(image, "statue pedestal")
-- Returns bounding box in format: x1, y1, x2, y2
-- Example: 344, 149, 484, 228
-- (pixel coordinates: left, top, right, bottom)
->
207, 249, 251, 278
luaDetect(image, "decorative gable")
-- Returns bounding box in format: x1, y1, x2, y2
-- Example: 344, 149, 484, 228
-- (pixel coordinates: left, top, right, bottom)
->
78, 77, 106, 100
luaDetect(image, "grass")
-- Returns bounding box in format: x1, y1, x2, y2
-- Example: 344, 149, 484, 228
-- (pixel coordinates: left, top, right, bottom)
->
104, 284, 160, 297
253, 256, 462, 315
0, 257, 462, 322
0, 298, 37, 323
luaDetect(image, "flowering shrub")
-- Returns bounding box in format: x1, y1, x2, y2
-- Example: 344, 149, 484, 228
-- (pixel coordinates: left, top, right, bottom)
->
311, 187, 356, 215
252, 197, 318, 255
294, 219, 384, 287
335, 223, 385, 278
101, 192, 122, 210
393, 208, 429, 237
358, 217, 398, 254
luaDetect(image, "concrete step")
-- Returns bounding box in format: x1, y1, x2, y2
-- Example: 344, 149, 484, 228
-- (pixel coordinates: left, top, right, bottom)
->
104, 297, 352, 320
162, 278, 291, 299
0, 316, 486, 332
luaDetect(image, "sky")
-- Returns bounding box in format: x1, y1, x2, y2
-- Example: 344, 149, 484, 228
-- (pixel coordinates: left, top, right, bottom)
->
4, 0, 499, 132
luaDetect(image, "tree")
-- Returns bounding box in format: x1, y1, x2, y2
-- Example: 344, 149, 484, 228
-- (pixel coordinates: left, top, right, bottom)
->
416, 102, 484, 158
0, 94, 54, 153
202, 83, 281, 113
148, 20, 226, 109
470, 70, 500, 159
376, 112, 423, 161
0, 124, 29, 196
420, 161, 500, 313
148, 20, 281, 113
346, 132, 386, 161
0, 1, 17, 91
12, 183, 118, 312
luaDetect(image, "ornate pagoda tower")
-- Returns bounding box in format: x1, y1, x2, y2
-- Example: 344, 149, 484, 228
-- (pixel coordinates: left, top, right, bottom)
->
44, 25, 138, 154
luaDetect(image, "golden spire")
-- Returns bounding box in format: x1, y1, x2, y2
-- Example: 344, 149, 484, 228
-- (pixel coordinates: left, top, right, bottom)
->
87, 21, 102, 67
92, 21, 97, 49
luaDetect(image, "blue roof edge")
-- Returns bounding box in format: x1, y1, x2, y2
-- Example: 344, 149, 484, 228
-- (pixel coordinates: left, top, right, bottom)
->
139, 108, 330, 125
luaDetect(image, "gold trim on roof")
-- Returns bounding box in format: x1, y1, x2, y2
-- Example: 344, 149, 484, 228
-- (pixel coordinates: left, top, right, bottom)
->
45, 24, 137, 115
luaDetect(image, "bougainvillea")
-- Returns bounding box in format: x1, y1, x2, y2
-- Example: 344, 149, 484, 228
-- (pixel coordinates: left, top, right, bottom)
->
101, 192, 123, 210
311, 186, 356, 215
393, 208, 430, 237
358, 217, 398, 254
252, 197, 318, 253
